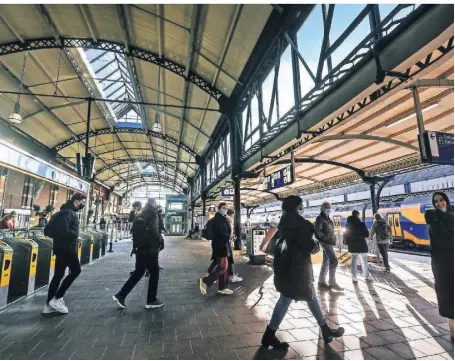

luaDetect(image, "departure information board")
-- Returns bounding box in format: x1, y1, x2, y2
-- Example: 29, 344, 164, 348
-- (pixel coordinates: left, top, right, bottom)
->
422, 131, 454, 165
264, 164, 294, 191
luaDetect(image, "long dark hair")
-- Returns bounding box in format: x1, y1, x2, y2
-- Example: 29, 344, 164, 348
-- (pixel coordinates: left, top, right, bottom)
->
432, 191, 453, 212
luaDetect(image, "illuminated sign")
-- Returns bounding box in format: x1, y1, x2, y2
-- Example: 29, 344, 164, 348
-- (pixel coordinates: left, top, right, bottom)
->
220, 188, 234, 197
0, 140, 89, 193
264, 164, 294, 191
422, 131, 454, 165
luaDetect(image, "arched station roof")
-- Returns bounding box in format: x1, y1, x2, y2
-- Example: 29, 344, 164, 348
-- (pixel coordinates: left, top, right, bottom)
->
0, 4, 273, 191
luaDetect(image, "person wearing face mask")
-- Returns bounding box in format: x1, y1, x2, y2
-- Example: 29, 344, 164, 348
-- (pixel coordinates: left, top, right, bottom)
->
42, 193, 86, 314
315, 201, 343, 291
200, 203, 233, 295
260, 195, 344, 349
425, 191, 454, 342
207, 209, 243, 283
113, 198, 163, 309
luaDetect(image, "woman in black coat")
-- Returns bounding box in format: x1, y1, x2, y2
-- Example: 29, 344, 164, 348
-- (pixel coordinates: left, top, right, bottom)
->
344, 210, 373, 283
425, 191, 454, 342
260, 195, 344, 349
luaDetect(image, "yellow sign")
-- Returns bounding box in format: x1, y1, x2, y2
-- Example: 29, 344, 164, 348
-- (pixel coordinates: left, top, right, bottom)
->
0, 251, 12, 287
29, 247, 38, 277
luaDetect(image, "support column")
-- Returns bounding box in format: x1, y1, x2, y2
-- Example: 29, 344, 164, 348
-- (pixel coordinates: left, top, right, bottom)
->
233, 178, 242, 250
369, 183, 377, 215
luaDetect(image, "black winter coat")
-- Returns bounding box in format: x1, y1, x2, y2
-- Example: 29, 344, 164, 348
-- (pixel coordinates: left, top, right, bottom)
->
314, 212, 336, 245
344, 216, 369, 254
210, 213, 231, 258
425, 206, 454, 319
273, 212, 316, 302
135, 205, 161, 254
52, 202, 80, 252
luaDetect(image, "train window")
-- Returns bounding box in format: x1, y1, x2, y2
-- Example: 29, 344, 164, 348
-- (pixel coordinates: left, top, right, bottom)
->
394, 218, 399, 227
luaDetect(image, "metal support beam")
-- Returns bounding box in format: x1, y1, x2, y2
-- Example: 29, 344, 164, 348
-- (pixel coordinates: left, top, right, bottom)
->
412, 86, 427, 160
407, 79, 454, 88
314, 134, 419, 151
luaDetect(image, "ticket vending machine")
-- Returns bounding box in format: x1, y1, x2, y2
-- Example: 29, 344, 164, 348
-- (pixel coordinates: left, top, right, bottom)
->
246, 227, 267, 265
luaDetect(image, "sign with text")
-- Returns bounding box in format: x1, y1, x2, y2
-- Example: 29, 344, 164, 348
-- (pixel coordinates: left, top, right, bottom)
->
264, 164, 295, 191
421, 131, 454, 165
220, 188, 234, 197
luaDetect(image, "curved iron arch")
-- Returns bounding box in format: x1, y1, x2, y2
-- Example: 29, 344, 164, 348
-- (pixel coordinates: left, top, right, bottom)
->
96, 158, 190, 180
105, 167, 187, 187
118, 181, 184, 195
0, 37, 222, 100
114, 174, 186, 189
54, 127, 199, 158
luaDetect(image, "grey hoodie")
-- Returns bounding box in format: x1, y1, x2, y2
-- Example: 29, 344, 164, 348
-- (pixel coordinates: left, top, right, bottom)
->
370, 217, 390, 244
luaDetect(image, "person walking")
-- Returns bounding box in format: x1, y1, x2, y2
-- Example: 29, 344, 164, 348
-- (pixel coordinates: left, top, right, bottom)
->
344, 210, 373, 283
207, 208, 243, 283
425, 191, 454, 342
157, 205, 165, 270
199, 203, 233, 296
113, 198, 163, 309
315, 201, 343, 290
42, 193, 86, 314
260, 195, 344, 349
369, 213, 392, 272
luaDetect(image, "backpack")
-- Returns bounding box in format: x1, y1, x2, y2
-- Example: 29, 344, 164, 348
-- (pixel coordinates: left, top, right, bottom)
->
201, 218, 214, 240
376, 222, 391, 240
131, 216, 152, 250
44, 211, 63, 238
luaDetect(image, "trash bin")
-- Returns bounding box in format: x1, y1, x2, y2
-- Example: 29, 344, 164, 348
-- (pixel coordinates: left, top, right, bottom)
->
0, 241, 13, 309
3, 237, 38, 302
28, 231, 54, 289
78, 232, 93, 265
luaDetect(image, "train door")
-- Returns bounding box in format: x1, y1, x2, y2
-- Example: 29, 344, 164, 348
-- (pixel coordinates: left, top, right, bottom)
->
393, 213, 403, 238
387, 214, 396, 237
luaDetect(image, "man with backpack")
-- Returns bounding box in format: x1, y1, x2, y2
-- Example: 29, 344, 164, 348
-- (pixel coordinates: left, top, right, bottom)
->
199, 203, 233, 295
112, 198, 163, 309
370, 213, 392, 272
42, 193, 86, 314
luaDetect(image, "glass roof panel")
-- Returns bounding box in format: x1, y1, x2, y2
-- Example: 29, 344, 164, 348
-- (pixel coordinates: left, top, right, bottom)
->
78, 48, 143, 128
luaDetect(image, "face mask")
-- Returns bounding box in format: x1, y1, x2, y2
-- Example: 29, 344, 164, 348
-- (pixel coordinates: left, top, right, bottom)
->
324, 209, 331, 216
76, 201, 86, 211
220, 209, 228, 216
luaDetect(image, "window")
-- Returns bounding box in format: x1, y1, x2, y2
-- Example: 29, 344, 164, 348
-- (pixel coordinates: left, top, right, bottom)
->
262, 68, 278, 127
276, 47, 295, 119
169, 202, 183, 211
49, 185, 59, 208
21, 175, 33, 208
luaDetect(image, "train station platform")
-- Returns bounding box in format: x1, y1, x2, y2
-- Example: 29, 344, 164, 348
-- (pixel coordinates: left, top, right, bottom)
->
0, 237, 453, 360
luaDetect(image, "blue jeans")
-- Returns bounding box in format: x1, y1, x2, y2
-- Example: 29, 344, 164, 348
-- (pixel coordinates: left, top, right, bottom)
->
351, 253, 370, 278
269, 293, 326, 330
319, 243, 338, 285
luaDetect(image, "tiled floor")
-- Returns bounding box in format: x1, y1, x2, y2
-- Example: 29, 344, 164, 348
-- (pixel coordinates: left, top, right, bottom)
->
0, 237, 453, 360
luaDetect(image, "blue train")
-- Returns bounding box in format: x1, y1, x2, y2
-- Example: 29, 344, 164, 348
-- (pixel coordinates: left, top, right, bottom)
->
244, 193, 454, 249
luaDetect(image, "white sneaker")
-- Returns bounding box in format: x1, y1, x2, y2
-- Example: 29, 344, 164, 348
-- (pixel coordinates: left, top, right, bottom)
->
42, 304, 57, 314
217, 288, 234, 295
49, 297, 68, 314
229, 274, 243, 283
199, 279, 207, 295
352, 277, 358, 283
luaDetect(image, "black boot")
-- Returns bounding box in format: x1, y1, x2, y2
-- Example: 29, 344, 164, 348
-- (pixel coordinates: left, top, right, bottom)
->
261, 327, 289, 349
320, 323, 344, 344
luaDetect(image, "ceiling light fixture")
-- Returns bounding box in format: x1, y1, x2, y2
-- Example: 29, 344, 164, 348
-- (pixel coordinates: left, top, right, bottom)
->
386, 103, 439, 128
152, 112, 162, 133
9, 51, 29, 125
